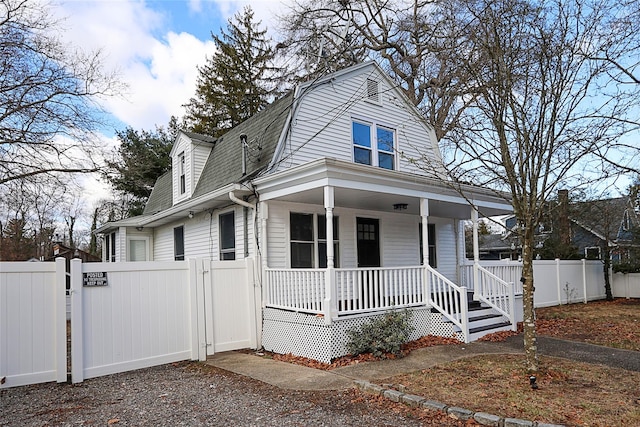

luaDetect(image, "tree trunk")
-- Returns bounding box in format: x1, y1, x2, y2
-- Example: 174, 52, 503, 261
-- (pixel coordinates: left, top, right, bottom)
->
603, 245, 613, 300
521, 225, 538, 373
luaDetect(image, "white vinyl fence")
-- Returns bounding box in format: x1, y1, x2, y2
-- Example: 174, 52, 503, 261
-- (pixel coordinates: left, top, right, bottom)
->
0, 259, 67, 388
70, 260, 198, 383
532, 259, 606, 307
462, 259, 639, 306
2, 257, 257, 389
612, 272, 640, 298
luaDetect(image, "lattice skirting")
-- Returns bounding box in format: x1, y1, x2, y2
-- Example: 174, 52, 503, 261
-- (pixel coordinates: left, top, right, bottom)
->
261, 307, 463, 364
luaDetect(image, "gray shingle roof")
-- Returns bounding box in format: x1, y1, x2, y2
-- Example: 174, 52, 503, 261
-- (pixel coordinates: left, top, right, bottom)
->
142, 171, 173, 215
192, 91, 293, 198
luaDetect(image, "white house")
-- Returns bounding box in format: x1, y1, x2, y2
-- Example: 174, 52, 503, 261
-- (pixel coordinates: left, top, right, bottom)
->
96, 62, 517, 363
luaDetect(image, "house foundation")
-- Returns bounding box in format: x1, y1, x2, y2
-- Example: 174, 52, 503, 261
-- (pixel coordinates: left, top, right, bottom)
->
261, 307, 462, 363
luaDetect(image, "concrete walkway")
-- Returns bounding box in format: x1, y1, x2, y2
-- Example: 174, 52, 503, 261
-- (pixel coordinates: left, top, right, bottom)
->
205, 337, 640, 391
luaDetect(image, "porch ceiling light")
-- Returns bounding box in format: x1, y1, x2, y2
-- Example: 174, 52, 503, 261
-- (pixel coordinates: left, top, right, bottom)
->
393, 203, 408, 210
188, 211, 194, 219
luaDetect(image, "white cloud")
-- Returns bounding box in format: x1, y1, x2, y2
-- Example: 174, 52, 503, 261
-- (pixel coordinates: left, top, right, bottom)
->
55, 0, 216, 130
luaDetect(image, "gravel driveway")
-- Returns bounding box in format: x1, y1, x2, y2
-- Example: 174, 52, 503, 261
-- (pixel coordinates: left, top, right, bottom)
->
0, 362, 467, 426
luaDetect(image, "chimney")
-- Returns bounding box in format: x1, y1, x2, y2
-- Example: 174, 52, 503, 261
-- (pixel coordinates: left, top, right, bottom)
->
240, 134, 247, 176
558, 189, 570, 245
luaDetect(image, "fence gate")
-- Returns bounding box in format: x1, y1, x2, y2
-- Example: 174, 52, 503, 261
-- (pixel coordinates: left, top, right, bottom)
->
200, 258, 258, 355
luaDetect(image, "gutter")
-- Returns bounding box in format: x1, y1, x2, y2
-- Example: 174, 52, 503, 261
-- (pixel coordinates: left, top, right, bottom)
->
229, 191, 255, 210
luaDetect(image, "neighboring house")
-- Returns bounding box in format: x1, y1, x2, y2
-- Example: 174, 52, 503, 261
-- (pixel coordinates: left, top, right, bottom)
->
571, 196, 639, 261
95, 62, 515, 362
478, 190, 640, 261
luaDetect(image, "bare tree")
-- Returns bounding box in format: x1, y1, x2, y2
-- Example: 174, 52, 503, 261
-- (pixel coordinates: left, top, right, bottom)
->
278, 0, 476, 141
442, 0, 640, 372
0, 0, 121, 186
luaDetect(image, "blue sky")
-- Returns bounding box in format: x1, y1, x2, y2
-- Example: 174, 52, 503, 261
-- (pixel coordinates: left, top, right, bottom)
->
55, 0, 285, 133
52, 0, 287, 205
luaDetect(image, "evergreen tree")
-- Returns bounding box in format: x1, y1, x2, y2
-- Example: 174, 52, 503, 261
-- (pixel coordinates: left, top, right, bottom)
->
184, 6, 280, 136
105, 126, 174, 216
0, 216, 33, 261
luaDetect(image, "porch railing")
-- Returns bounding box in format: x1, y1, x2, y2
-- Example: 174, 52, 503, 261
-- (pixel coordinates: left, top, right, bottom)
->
460, 260, 523, 295
335, 266, 425, 315
264, 266, 426, 318
425, 265, 469, 342
264, 268, 326, 314
476, 265, 517, 331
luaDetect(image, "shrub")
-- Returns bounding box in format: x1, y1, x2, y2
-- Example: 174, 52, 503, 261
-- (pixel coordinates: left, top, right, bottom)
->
613, 261, 640, 274
346, 310, 414, 358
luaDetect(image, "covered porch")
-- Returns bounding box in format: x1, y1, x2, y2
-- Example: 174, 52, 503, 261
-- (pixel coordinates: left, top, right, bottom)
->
254, 159, 518, 362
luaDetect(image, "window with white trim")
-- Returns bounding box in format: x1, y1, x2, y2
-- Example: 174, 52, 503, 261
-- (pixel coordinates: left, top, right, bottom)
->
219, 211, 236, 260
174, 226, 185, 261
585, 246, 601, 260
290, 213, 339, 268
127, 237, 149, 262
178, 152, 186, 194
105, 232, 116, 262
352, 120, 395, 170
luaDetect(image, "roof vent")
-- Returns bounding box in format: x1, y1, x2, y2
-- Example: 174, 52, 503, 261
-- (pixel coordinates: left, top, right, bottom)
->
366, 78, 380, 103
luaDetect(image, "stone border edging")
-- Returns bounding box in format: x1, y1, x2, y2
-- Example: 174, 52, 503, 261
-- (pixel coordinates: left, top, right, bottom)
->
353, 380, 565, 427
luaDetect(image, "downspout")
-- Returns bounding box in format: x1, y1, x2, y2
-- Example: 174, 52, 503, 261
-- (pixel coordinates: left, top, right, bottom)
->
229, 190, 261, 349
229, 191, 256, 257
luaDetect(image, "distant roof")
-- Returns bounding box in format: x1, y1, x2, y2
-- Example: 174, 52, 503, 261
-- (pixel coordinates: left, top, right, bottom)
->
571, 197, 635, 242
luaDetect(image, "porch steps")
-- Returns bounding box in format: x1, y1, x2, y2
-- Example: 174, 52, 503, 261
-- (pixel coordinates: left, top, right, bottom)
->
440, 293, 513, 342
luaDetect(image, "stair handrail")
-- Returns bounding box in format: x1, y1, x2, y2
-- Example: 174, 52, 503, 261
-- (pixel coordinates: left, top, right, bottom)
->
425, 265, 469, 342
476, 265, 517, 331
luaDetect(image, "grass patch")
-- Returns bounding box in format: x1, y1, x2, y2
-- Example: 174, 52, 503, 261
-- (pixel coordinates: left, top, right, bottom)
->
382, 354, 640, 426
536, 298, 640, 351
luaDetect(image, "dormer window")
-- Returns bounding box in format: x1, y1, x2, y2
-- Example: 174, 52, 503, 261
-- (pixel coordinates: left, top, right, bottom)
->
178, 152, 186, 194
352, 120, 396, 170
622, 210, 631, 231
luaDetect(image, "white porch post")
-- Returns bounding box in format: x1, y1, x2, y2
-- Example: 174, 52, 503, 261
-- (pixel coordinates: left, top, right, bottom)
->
456, 219, 466, 284
324, 186, 336, 324
472, 206, 480, 300
420, 198, 430, 304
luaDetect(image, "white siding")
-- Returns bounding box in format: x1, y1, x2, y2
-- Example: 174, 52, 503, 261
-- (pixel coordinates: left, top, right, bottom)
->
184, 211, 213, 259
274, 65, 443, 177
153, 224, 175, 261
151, 206, 255, 262
265, 201, 458, 282
431, 217, 458, 282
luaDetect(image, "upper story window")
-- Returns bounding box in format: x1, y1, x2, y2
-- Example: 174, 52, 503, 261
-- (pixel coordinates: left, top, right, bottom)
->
178, 152, 186, 194
622, 210, 631, 231
352, 120, 395, 170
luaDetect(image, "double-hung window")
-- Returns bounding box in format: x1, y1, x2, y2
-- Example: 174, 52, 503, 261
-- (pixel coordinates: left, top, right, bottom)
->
352, 120, 396, 170
174, 226, 185, 261
178, 152, 186, 194
105, 232, 116, 262
219, 211, 236, 260
290, 213, 339, 268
